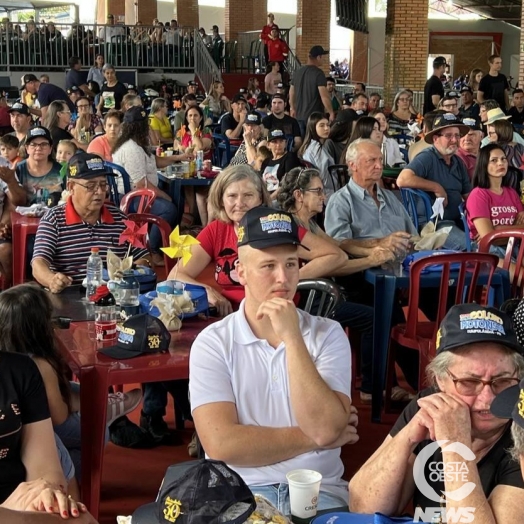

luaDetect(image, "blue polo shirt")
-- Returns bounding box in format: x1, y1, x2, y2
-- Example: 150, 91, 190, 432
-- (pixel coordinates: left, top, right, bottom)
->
406, 146, 471, 222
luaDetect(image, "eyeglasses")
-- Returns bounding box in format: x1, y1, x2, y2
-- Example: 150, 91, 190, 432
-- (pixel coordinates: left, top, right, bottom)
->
303, 188, 325, 196
442, 104, 458, 109
27, 141, 50, 149
438, 133, 461, 140
59, 110, 71, 114
74, 181, 108, 192
77, 104, 90, 109
446, 369, 519, 396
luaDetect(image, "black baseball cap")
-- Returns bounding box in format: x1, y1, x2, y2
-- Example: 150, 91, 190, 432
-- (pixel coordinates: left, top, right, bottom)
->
435, 304, 524, 356
433, 56, 447, 67
491, 378, 524, 429
66, 85, 84, 96
124, 105, 148, 123
25, 126, 53, 146
461, 85, 473, 94
424, 113, 470, 144
267, 128, 286, 142
237, 206, 308, 251
8, 101, 30, 115
231, 93, 247, 104
132, 459, 256, 524
99, 314, 171, 360
20, 73, 38, 88
461, 116, 482, 131
187, 81, 198, 87
244, 112, 261, 126
67, 152, 116, 180
126, 83, 136, 91
335, 108, 358, 125
309, 45, 329, 58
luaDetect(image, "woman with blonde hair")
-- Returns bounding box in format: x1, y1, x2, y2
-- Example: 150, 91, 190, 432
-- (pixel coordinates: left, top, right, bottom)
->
148, 97, 173, 146
201, 80, 231, 119
388, 90, 418, 135
168, 164, 346, 316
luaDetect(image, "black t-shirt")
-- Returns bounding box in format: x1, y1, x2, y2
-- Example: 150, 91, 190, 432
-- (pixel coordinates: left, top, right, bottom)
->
220, 113, 244, 140
479, 74, 509, 110
262, 113, 301, 138
38, 83, 75, 112
291, 65, 327, 121
423, 75, 444, 115
390, 387, 524, 512
99, 82, 127, 113
50, 126, 75, 150
261, 151, 301, 192
65, 68, 84, 90
458, 103, 480, 120
508, 106, 524, 126
0, 352, 50, 503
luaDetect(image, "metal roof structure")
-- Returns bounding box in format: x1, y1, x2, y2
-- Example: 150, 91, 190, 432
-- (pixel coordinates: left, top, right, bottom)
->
437, 0, 522, 26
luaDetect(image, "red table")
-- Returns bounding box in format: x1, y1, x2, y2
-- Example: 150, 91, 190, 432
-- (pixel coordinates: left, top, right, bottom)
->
54, 317, 215, 519
11, 211, 40, 285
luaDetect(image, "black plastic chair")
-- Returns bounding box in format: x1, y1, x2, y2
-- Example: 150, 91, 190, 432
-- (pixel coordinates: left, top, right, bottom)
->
327, 164, 350, 191
296, 278, 342, 318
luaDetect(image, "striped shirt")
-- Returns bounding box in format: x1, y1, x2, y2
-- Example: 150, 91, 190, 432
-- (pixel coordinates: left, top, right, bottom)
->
32, 199, 149, 284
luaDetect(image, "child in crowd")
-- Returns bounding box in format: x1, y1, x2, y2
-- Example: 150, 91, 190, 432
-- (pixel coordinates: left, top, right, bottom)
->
0, 135, 21, 168
56, 140, 76, 164
253, 144, 272, 172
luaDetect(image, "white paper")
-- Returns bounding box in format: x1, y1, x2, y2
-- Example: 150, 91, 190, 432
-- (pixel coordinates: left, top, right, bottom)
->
431, 197, 445, 220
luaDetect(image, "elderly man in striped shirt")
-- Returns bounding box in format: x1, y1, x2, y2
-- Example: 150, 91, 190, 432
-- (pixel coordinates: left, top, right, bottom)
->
32, 152, 150, 293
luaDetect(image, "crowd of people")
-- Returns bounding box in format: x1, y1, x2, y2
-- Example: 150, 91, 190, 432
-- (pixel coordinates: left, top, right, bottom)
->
2, 19, 524, 523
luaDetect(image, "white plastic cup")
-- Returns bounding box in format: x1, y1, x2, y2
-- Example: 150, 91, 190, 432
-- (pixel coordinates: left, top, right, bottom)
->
286, 469, 322, 519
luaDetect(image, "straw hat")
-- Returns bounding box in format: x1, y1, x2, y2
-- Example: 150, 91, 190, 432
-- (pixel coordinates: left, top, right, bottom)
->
486, 108, 511, 125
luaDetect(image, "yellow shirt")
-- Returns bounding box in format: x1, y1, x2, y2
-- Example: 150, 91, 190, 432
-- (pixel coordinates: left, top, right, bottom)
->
149, 114, 173, 140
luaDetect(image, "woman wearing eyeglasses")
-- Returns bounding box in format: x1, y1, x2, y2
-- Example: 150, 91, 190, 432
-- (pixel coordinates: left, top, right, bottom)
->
42, 100, 87, 153
388, 90, 418, 136
69, 97, 103, 145
15, 126, 64, 207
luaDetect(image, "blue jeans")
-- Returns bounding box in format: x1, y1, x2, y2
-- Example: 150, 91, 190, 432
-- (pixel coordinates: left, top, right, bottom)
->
332, 300, 374, 393
250, 484, 348, 515
128, 196, 177, 252
437, 221, 468, 251
54, 433, 75, 482
54, 382, 109, 482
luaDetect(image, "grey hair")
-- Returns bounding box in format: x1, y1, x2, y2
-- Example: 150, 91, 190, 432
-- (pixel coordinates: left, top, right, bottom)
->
345, 138, 378, 164
102, 63, 115, 72
207, 164, 271, 224
150, 97, 167, 114
426, 344, 524, 389
510, 423, 524, 462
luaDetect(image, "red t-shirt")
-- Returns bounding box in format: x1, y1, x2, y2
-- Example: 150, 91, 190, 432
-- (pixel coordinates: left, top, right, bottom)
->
180, 130, 213, 161
466, 186, 523, 238
267, 39, 289, 63
197, 219, 307, 308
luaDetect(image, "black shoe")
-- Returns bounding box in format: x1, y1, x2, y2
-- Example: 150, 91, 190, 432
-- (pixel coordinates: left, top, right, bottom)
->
140, 411, 171, 443
109, 415, 157, 449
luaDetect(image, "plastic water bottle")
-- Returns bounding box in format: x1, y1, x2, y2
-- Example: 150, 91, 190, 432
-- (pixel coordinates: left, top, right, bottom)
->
196, 150, 204, 175
86, 247, 103, 300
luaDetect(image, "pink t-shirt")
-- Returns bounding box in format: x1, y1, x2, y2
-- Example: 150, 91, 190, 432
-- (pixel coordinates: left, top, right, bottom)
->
87, 135, 113, 162
466, 186, 523, 238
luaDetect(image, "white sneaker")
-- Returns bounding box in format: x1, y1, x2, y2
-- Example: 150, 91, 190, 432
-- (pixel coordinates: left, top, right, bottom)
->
106, 389, 143, 426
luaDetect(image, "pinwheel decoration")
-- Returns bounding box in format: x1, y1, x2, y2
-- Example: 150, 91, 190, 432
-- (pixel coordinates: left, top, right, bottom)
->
161, 226, 200, 266
119, 219, 148, 259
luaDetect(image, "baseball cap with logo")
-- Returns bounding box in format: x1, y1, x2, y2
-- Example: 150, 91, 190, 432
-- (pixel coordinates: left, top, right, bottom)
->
491, 378, 524, 428
67, 152, 116, 180
244, 112, 261, 126
237, 206, 308, 251
446, 90, 460, 99
435, 303, 523, 356
187, 81, 198, 87
232, 93, 247, 105
8, 102, 30, 115
461, 116, 482, 131
66, 85, 84, 96
460, 85, 473, 94
20, 73, 38, 88
309, 45, 329, 58
267, 128, 286, 142
25, 126, 53, 146
433, 56, 447, 67
424, 112, 470, 143
126, 83, 136, 91
124, 105, 148, 124
99, 313, 171, 359
132, 459, 256, 524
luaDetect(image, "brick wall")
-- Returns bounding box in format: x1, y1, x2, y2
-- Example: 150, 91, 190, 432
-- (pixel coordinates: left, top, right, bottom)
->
99, 0, 125, 24
174, 0, 199, 28
521, 8, 524, 88
225, 0, 258, 42
136, 0, 158, 25
296, 0, 331, 73
384, 0, 428, 105
351, 31, 368, 82
252, 1, 267, 36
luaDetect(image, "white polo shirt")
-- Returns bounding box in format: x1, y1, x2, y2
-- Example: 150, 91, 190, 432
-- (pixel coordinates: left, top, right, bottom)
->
189, 300, 351, 499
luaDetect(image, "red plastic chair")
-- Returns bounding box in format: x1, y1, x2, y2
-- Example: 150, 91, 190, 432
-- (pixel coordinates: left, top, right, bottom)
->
11, 212, 40, 286
119, 188, 157, 215
127, 213, 175, 273
478, 229, 524, 298
384, 252, 499, 412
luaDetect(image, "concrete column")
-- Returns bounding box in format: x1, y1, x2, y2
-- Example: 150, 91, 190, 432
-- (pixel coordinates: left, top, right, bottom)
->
383, 0, 428, 105
174, 0, 199, 28
351, 31, 368, 83
296, 0, 331, 73
98, 0, 125, 24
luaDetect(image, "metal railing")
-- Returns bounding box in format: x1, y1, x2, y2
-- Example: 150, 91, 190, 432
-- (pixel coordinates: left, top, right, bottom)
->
286, 48, 301, 81
194, 29, 222, 91
0, 22, 195, 71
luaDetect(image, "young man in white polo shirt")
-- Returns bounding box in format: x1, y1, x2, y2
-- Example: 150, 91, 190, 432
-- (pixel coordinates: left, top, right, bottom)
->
189, 206, 358, 514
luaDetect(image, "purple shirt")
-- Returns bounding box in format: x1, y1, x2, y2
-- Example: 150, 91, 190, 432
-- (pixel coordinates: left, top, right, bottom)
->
455, 148, 477, 181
